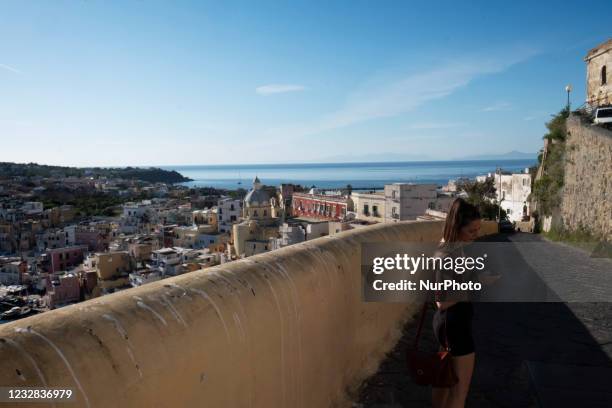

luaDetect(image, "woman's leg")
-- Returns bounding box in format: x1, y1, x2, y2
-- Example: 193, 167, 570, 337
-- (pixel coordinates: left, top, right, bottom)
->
431, 386, 450, 408
446, 352, 475, 408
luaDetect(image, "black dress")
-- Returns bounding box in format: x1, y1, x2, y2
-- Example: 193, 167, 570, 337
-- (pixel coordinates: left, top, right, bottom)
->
431, 242, 476, 357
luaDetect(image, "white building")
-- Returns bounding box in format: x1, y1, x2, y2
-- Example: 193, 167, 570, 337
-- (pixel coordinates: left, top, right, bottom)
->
383, 184, 454, 222
120, 201, 153, 234
351, 191, 386, 222
477, 169, 532, 222
496, 171, 531, 222
217, 198, 242, 233
0, 259, 22, 285
36, 227, 76, 252
21, 202, 44, 216
129, 270, 162, 287
271, 223, 306, 250
149, 247, 208, 276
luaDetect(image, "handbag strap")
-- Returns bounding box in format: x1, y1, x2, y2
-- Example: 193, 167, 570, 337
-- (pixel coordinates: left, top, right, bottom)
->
413, 301, 452, 352
413, 302, 429, 350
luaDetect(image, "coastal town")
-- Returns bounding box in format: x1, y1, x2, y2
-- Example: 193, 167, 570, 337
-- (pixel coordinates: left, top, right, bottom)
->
1, 0, 611, 405
0, 161, 532, 322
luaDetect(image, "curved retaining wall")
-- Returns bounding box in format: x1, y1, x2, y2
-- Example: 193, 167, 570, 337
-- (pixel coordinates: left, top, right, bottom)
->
0, 221, 449, 407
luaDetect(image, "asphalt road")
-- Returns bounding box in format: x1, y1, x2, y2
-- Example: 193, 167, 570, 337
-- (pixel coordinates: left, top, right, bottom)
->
353, 232, 612, 407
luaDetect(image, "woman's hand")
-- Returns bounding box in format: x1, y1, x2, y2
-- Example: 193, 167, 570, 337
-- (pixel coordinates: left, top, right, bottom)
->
435, 300, 457, 311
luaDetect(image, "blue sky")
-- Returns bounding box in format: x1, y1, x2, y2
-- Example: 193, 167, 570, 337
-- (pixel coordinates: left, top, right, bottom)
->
0, 0, 609, 166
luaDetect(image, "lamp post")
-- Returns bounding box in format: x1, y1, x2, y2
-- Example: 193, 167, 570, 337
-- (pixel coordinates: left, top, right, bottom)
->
565, 84, 572, 112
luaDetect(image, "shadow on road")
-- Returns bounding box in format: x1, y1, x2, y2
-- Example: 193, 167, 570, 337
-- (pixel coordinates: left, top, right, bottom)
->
354, 233, 612, 407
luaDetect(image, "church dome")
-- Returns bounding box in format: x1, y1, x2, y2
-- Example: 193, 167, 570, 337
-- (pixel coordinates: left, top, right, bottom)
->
244, 189, 270, 207
244, 176, 270, 207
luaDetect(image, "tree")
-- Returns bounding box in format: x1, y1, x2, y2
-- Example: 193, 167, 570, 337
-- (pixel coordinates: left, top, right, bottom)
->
456, 177, 506, 220
531, 109, 568, 216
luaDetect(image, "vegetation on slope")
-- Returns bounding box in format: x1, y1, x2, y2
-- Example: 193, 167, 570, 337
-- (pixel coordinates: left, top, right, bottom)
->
0, 162, 192, 184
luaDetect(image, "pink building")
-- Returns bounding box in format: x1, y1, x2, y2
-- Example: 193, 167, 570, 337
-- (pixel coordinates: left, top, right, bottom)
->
46, 272, 81, 308
46, 246, 88, 273
292, 193, 351, 221
75, 229, 107, 252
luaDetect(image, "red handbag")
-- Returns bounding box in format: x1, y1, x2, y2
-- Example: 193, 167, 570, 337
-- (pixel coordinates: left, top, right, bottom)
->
406, 302, 458, 387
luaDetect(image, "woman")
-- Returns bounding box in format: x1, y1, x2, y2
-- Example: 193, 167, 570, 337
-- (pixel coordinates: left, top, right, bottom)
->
431, 198, 482, 408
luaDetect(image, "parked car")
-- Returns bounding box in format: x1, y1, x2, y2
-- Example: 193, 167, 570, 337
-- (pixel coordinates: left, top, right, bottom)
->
593, 106, 612, 126
498, 218, 515, 233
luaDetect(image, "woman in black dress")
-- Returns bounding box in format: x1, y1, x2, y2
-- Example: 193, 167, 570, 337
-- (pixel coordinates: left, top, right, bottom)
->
431, 198, 482, 408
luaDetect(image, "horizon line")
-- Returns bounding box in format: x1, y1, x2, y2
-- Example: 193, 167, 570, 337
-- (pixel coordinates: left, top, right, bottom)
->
3, 156, 538, 170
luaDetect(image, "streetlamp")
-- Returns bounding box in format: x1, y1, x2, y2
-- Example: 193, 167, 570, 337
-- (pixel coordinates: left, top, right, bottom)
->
565, 84, 572, 112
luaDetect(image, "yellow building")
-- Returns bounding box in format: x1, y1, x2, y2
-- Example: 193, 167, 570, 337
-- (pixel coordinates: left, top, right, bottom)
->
84, 251, 133, 291
233, 177, 281, 257
192, 209, 218, 228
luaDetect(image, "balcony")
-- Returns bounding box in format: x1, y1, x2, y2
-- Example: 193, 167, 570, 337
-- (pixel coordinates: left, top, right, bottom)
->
0, 221, 448, 407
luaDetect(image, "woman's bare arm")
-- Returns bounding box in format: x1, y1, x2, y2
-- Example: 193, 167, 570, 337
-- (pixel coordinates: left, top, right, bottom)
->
436, 300, 457, 311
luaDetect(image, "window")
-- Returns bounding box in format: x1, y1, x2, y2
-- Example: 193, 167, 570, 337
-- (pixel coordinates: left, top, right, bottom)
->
230, 205, 235, 211
263, 210, 267, 216
363, 204, 369, 215
602, 65, 607, 85
253, 210, 258, 217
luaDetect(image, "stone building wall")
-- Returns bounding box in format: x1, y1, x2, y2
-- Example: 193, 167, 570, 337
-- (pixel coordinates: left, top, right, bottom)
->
561, 115, 612, 240
585, 38, 611, 107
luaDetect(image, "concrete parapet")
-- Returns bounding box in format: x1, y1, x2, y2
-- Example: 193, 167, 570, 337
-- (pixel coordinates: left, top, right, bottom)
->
0, 219, 504, 407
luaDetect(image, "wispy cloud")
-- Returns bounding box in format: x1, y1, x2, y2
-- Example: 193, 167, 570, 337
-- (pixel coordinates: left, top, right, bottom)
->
256, 84, 306, 95
0, 63, 21, 74
408, 122, 467, 130
0, 119, 32, 127
268, 47, 536, 138
482, 101, 512, 112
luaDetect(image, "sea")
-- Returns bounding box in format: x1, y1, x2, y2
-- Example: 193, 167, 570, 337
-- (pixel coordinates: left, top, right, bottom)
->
164, 159, 536, 190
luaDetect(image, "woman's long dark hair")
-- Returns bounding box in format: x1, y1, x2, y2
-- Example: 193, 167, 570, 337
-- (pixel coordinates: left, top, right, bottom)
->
443, 198, 481, 243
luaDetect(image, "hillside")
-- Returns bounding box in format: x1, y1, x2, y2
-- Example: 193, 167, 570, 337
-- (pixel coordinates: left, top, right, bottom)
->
0, 162, 192, 184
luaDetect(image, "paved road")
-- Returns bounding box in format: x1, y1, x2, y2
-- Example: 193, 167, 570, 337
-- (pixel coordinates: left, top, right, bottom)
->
353, 233, 612, 407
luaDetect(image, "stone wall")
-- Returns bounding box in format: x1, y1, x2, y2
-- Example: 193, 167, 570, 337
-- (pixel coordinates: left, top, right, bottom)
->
0, 221, 450, 408
0, 219, 499, 408
561, 115, 612, 241
585, 38, 611, 107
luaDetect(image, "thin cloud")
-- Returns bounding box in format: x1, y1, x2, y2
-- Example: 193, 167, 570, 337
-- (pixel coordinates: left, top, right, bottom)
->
256, 84, 306, 95
268, 47, 536, 138
408, 122, 467, 129
482, 101, 512, 112
0, 63, 21, 74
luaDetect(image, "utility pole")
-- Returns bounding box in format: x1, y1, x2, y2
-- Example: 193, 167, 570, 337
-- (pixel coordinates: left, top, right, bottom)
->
565, 84, 572, 112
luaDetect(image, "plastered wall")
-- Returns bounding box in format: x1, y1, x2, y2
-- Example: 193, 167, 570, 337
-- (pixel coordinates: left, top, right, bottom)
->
0, 220, 458, 408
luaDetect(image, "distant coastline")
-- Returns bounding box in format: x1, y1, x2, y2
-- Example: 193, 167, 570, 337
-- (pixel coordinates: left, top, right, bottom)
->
164, 158, 536, 190
0, 162, 192, 184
